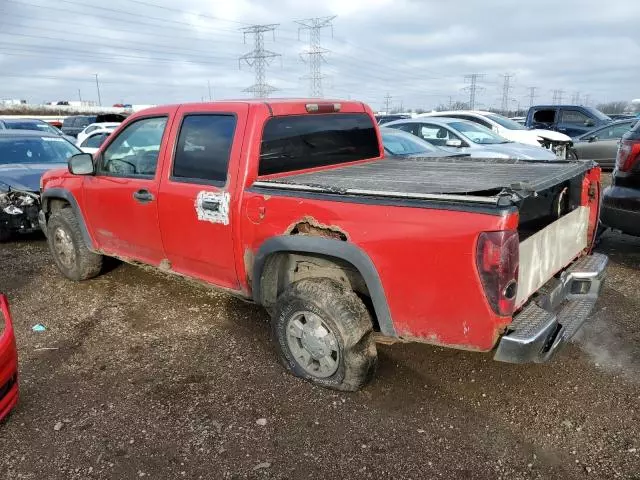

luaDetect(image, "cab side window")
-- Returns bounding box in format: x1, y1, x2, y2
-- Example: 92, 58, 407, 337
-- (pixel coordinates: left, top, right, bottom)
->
560, 110, 591, 125
172, 114, 236, 185
99, 117, 167, 177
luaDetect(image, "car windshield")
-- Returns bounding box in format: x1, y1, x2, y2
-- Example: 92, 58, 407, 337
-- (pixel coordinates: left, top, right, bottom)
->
0, 136, 81, 164
448, 121, 510, 144
381, 128, 439, 155
485, 113, 527, 130
585, 107, 611, 121
5, 121, 60, 135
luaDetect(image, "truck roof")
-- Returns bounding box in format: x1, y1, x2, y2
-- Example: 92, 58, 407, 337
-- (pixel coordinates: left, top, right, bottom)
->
135, 99, 368, 116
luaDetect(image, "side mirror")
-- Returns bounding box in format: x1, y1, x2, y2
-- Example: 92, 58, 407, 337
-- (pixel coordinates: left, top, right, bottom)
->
445, 139, 463, 148
588, 135, 598, 143
68, 153, 94, 175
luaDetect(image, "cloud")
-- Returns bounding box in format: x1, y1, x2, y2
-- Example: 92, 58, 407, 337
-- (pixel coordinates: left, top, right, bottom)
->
1, 0, 639, 111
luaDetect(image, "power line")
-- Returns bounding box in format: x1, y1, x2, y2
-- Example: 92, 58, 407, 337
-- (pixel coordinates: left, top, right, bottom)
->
500, 73, 515, 113
383, 92, 392, 113
296, 16, 336, 98
551, 89, 565, 104
527, 86, 538, 108
571, 91, 581, 104
239, 24, 281, 98
94, 74, 102, 106
463, 74, 484, 110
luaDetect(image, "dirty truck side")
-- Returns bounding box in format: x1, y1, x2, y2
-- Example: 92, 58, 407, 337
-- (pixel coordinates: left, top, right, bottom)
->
39, 100, 607, 391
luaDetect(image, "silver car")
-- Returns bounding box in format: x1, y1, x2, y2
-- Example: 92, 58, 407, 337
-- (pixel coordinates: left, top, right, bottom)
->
573, 119, 637, 169
385, 117, 558, 160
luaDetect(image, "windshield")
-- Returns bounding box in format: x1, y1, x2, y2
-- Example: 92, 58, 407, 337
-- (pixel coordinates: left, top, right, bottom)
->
381, 128, 439, 155
0, 136, 81, 164
5, 121, 60, 135
449, 121, 511, 144
585, 107, 612, 121
485, 113, 527, 130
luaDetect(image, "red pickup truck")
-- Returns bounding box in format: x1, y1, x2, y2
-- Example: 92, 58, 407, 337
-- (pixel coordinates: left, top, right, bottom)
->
39, 100, 607, 391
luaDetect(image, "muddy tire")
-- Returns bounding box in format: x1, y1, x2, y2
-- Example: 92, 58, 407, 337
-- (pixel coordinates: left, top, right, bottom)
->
47, 208, 103, 281
272, 278, 377, 392
568, 148, 579, 161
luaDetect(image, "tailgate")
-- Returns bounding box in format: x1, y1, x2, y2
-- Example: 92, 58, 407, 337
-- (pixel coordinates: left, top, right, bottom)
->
516, 206, 590, 307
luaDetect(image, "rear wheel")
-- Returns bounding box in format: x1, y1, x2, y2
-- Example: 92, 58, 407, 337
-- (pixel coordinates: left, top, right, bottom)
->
47, 208, 103, 281
0, 228, 10, 243
272, 278, 377, 391
568, 148, 579, 160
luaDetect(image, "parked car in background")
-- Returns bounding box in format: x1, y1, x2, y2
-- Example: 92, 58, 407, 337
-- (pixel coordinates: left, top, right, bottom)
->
380, 127, 465, 158
61, 113, 126, 138
77, 130, 112, 154
526, 105, 612, 137
39, 99, 605, 391
0, 131, 82, 241
76, 122, 121, 145
601, 121, 640, 236
0, 118, 75, 143
386, 117, 558, 160
423, 111, 573, 159
607, 114, 636, 121
375, 114, 411, 125
572, 119, 637, 168
0, 293, 18, 421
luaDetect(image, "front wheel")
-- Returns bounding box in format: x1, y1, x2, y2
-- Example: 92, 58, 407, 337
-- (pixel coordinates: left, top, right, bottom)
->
47, 208, 103, 281
272, 278, 377, 391
568, 148, 579, 160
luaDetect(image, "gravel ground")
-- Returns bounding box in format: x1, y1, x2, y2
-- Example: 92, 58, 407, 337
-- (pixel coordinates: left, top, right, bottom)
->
0, 230, 639, 479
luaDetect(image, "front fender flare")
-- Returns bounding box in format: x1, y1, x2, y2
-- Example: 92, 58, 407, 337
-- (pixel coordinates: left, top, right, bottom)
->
252, 236, 396, 337
41, 188, 94, 250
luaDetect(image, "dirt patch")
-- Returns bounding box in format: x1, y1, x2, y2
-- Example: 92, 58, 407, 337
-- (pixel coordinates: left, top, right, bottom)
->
1, 235, 639, 479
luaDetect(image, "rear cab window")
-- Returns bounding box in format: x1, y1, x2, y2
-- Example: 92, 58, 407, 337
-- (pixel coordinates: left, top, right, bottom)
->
258, 113, 379, 176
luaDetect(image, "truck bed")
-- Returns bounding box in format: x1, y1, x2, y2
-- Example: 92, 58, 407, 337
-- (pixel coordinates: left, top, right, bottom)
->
255, 157, 594, 204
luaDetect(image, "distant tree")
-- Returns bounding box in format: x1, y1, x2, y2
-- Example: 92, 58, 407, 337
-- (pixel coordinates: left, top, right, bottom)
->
596, 101, 629, 115
450, 101, 469, 111
415, 108, 427, 114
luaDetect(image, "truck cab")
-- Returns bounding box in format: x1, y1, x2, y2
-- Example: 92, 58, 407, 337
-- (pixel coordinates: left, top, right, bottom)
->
526, 105, 612, 138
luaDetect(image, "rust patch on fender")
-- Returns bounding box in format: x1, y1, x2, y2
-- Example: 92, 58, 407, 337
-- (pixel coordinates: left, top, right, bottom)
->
286, 216, 348, 241
243, 248, 255, 285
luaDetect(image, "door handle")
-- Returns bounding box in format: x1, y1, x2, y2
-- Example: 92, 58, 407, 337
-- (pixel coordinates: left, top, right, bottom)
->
133, 189, 154, 203
201, 199, 220, 212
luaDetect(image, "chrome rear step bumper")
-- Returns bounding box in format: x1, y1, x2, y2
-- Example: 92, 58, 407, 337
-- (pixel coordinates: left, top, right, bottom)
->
494, 252, 608, 364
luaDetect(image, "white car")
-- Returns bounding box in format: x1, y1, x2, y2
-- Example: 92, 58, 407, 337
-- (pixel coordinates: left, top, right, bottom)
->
76, 122, 121, 145
77, 129, 114, 154
422, 111, 574, 159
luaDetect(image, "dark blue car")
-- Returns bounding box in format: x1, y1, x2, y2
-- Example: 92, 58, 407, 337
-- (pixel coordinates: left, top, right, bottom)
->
526, 105, 612, 138
0, 130, 81, 241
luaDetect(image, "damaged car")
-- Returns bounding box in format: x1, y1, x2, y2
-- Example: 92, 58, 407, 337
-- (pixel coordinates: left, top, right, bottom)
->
423, 110, 574, 159
0, 131, 81, 241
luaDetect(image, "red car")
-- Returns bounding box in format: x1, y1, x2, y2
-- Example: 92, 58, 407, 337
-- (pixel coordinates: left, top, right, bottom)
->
39, 99, 606, 391
0, 294, 18, 420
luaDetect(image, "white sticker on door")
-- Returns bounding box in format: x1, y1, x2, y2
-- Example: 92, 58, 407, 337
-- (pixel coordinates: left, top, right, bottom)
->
195, 191, 230, 225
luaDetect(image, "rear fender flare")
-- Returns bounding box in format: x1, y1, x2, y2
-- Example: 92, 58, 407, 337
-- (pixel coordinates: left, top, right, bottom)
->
41, 188, 94, 250
252, 236, 396, 337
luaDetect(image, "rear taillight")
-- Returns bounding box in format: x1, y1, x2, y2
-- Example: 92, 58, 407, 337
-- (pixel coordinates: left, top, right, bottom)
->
476, 231, 519, 316
616, 140, 640, 172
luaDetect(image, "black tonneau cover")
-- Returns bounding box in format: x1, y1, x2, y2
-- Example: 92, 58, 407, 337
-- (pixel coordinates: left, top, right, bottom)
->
254, 156, 594, 205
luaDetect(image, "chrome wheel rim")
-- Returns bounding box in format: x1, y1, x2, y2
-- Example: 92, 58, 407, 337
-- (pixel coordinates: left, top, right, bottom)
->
286, 311, 340, 378
53, 227, 75, 269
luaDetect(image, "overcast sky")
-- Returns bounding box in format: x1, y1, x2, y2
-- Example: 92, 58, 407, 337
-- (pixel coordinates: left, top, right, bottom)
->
1, 0, 639, 111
